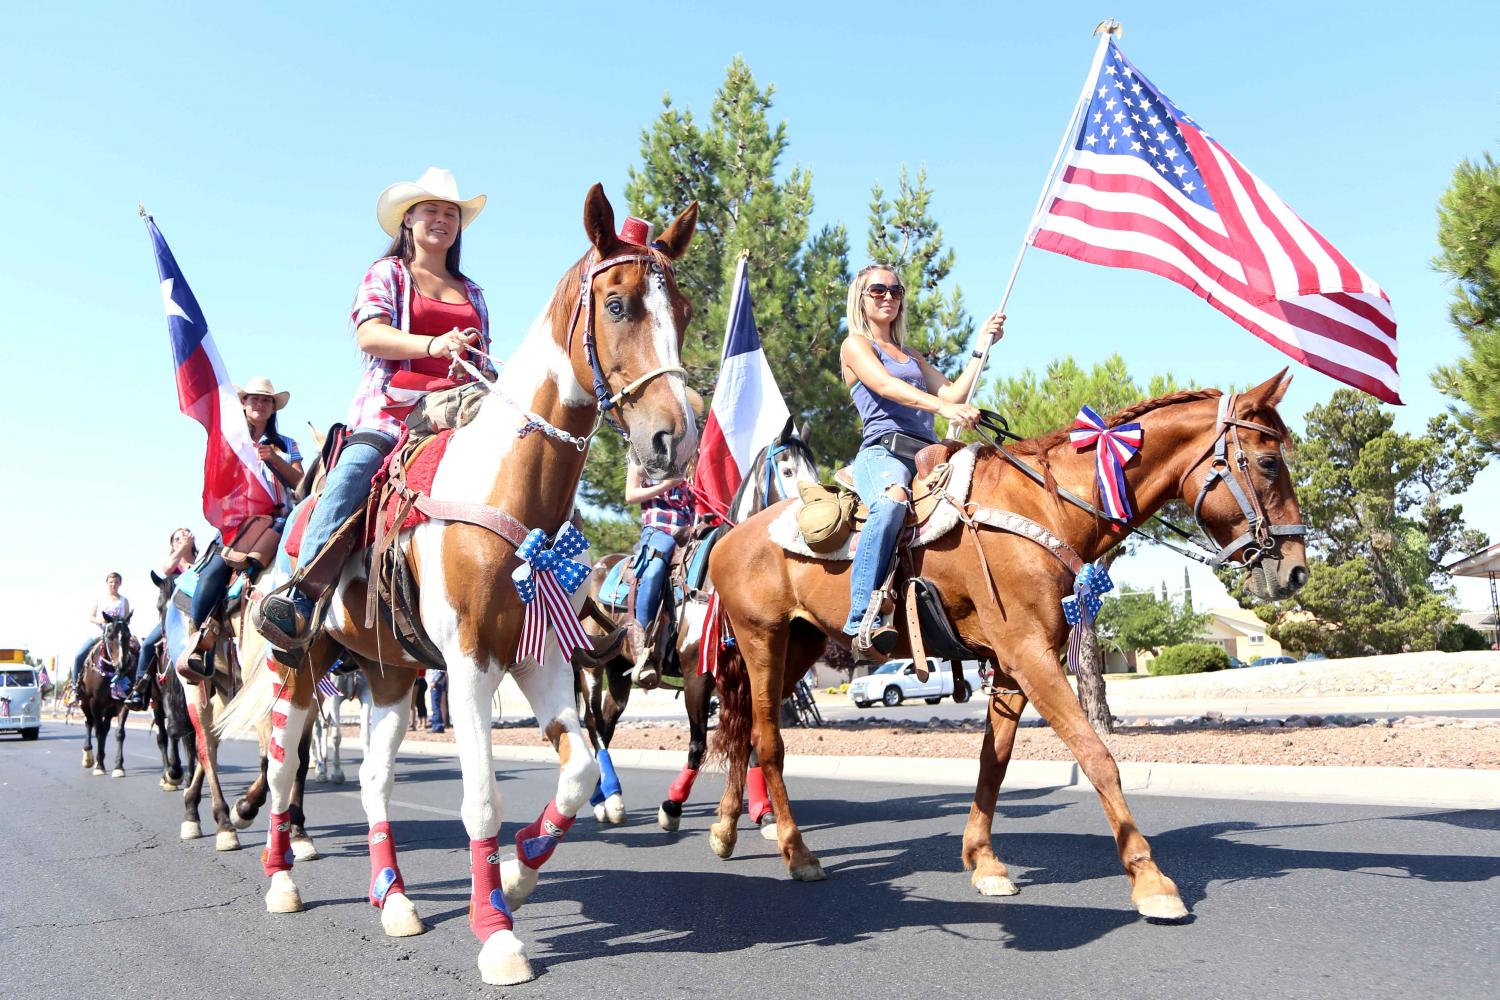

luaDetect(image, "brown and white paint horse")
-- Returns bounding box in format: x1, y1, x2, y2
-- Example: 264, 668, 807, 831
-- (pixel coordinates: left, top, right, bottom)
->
219, 185, 699, 986
706, 374, 1307, 922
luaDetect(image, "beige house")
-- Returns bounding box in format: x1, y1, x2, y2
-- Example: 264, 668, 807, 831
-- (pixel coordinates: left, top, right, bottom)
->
1132, 606, 1282, 671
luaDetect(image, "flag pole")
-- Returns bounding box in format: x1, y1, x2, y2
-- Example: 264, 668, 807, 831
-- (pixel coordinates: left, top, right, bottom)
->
965, 19, 1122, 404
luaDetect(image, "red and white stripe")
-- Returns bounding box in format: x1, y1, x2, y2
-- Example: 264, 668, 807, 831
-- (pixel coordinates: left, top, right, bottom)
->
517, 573, 592, 665
1033, 131, 1399, 403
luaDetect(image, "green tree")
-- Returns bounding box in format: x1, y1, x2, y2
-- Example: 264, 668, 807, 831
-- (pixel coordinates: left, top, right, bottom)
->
580, 513, 641, 560
867, 165, 974, 375
1432, 150, 1500, 451
1095, 588, 1210, 657
979, 354, 1185, 439
1227, 390, 1488, 656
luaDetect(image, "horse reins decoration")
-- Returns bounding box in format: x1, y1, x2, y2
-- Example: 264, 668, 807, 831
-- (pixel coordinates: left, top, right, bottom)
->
972, 393, 1305, 571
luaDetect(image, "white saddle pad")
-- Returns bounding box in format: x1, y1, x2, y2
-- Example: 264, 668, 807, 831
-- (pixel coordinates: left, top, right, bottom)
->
767, 445, 980, 561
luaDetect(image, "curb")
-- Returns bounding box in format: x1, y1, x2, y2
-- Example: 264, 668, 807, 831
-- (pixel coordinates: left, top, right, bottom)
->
50, 715, 1499, 810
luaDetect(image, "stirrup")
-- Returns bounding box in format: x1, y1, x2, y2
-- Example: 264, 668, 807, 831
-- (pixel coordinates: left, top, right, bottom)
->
254, 592, 312, 651
853, 601, 898, 660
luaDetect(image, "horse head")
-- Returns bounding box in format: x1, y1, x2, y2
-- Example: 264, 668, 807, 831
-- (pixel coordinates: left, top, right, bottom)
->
573, 184, 700, 480
729, 417, 821, 521
100, 611, 134, 670
1178, 370, 1308, 601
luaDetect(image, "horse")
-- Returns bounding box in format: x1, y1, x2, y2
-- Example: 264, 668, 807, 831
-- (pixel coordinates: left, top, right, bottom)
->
572, 418, 819, 829
312, 668, 363, 784
79, 611, 137, 777
705, 373, 1308, 923
216, 184, 700, 986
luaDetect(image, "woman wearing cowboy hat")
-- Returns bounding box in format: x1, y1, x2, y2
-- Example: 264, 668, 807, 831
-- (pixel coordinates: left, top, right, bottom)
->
180, 378, 304, 677
257, 167, 490, 650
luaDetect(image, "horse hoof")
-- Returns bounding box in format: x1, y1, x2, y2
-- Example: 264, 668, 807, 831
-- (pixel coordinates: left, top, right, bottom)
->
92, 766, 106, 776
291, 837, 319, 862
180, 821, 202, 840
265, 871, 304, 913
658, 805, 681, 833
215, 829, 241, 852
381, 892, 425, 937
500, 858, 538, 912
478, 930, 535, 986
331, 771, 345, 785
708, 826, 736, 860
232, 804, 255, 830
111, 768, 126, 778
592, 802, 608, 823
82, 750, 94, 769
1136, 894, 1190, 923
159, 778, 181, 792
758, 816, 779, 841
974, 874, 1020, 897
789, 861, 827, 882
604, 793, 628, 825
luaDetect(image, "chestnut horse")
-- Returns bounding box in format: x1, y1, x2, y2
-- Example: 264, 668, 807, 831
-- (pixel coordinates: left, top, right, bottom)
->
218, 184, 699, 986
706, 373, 1307, 922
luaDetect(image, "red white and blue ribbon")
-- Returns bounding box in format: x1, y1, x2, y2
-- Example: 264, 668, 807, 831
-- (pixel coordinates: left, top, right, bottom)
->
1062, 562, 1114, 675
512, 524, 594, 664
1068, 405, 1142, 522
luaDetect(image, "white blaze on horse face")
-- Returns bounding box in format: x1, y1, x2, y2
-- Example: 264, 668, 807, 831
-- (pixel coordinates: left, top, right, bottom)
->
643, 278, 697, 458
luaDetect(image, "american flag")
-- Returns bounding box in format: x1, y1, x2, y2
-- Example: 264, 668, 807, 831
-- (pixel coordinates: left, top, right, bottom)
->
1032, 39, 1399, 403
316, 674, 339, 700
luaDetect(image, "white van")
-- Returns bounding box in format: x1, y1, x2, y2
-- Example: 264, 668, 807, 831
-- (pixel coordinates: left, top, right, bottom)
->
0, 666, 42, 740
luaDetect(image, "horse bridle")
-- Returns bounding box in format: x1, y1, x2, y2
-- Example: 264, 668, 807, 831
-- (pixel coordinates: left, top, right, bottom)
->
1177, 392, 1307, 569
566, 248, 689, 437
976, 393, 1305, 571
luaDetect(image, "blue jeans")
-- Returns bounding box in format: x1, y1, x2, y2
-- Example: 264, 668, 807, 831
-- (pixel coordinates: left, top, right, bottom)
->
843, 445, 917, 634
293, 433, 394, 608
428, 672, 447, 731
73, 635, 99, 684
133, 620, 163, 684
190, 548, 232, 626
633, 527, 678, 630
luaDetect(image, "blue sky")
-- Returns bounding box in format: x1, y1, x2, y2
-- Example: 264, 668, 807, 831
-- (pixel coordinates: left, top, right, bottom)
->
3, 1, 1496, 663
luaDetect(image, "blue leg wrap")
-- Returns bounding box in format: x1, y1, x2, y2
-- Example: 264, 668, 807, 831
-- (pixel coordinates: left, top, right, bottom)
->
597, 747, 623, 798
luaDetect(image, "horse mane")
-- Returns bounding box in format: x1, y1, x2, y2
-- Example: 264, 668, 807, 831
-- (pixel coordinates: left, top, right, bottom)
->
1006, 388, 1225, 457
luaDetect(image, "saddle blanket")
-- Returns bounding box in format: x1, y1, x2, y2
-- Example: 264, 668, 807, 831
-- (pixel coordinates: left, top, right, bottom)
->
767, 444, 979, 561
380, 430, 454, 535
599, 560, 631, 610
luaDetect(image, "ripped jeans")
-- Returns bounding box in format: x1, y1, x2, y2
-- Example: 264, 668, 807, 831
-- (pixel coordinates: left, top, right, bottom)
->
842, 445, 917, 634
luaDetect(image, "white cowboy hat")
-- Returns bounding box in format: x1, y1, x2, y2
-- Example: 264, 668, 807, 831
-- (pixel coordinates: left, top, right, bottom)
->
376, 167, 487, 237
236, 376, 290, 411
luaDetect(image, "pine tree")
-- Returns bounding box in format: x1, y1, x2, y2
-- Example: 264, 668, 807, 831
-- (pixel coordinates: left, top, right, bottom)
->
1432, 150, 1500, 452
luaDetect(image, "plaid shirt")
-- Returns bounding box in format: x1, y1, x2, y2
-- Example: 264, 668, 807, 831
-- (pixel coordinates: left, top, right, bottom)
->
641, 479, 694, 532
346, 257, 490, 436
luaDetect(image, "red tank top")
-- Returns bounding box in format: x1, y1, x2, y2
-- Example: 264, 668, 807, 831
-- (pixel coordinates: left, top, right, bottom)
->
408, 288, 481, 376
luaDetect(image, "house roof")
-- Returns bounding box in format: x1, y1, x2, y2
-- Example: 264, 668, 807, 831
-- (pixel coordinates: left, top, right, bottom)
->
1447, 543, 1500, 577
1206, 606, 1269, 636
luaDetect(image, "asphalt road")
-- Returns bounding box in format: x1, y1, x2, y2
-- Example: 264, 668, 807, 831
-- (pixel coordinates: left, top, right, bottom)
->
4, 723, 1498, 1000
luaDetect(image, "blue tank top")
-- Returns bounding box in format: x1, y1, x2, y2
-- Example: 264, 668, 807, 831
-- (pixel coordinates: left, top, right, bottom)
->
850, 340, 937, 449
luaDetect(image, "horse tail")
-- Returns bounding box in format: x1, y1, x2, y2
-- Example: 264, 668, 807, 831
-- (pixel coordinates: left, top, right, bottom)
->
213, 628, 285, 737
707, 611, 751, 769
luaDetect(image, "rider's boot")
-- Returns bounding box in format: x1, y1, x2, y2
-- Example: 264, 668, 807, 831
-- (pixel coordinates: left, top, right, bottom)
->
255, 588, 317, 652
847, 591, 899, 663
175, 619, 219, 683
626, 621, 660, 690
127, 670, 150, 709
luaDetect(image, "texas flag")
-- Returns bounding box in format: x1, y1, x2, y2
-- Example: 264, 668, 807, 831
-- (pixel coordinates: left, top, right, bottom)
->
145, 215, 280, 535
692, 258, 791, 520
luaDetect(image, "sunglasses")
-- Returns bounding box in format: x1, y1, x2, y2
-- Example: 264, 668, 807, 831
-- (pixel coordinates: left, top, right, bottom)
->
866, 283, 906, 300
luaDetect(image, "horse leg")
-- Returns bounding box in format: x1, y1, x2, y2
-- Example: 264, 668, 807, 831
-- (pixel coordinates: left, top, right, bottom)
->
233, 720, 271, 830
358, 671, 423, 939
154, 694, 175, 789
440, 656, 533, 986
659, 669, 710, 832
590, 664, 630, 824
961, 686, 1028, 897
180, 727, 205, 840
502, 652, 600, 908
329, 695, 346, 784
81, 702, 95, 771
111, 706, 128, 777
311, 703, 328, 781
288, 722, 317, 861
187, 680, 239, 850
260, 662, 312, 913
1010, 634, 1187, 920
92, 714, 108, 776
751, 628, 824, 881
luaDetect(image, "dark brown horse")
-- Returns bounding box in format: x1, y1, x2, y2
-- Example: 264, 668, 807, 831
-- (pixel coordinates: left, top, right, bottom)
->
707, 373, 1307, 922
79, 611, 137, 777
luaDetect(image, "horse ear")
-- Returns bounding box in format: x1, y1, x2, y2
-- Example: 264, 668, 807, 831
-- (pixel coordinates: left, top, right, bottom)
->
1245, 368, 1292, 408
779, 415, 795, 443
797, 420, 812, 443
583, 183, 622, 256
653, 202, 699, 261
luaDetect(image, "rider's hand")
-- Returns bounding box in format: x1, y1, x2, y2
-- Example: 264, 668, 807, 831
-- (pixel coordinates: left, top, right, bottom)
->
975, 310, 1006, 352
940, 400, 982, 431
426, 327, 481, 363
254, 443, 277, 461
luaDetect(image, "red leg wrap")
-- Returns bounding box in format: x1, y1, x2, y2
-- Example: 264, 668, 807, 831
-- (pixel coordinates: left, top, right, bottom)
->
468, 836, 513, 942
262, 811, 294, 876
515, 800, 574, 871
668, 767, 699, 804
747, 765, 772, 823
367, 821, 406, 908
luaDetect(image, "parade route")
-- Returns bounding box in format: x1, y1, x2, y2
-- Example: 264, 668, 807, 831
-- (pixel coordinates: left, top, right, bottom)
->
4, 726, 1496, 999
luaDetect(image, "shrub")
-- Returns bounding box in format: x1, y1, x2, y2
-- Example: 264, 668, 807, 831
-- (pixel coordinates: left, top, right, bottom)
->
1148, 643, 1230, 676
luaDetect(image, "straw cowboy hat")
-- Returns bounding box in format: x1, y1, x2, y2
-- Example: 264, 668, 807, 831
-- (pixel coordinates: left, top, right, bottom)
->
236, 376, 290, 411
376, 167, 487, 237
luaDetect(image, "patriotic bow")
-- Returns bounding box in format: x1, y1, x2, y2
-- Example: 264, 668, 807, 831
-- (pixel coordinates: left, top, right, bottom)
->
512, 524, 594, 664
1068, 405, 1142, 521
1062, 562, 1114, 675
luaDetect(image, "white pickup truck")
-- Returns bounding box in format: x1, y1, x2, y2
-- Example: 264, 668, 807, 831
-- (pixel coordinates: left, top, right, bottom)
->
848, 658, 987, 708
